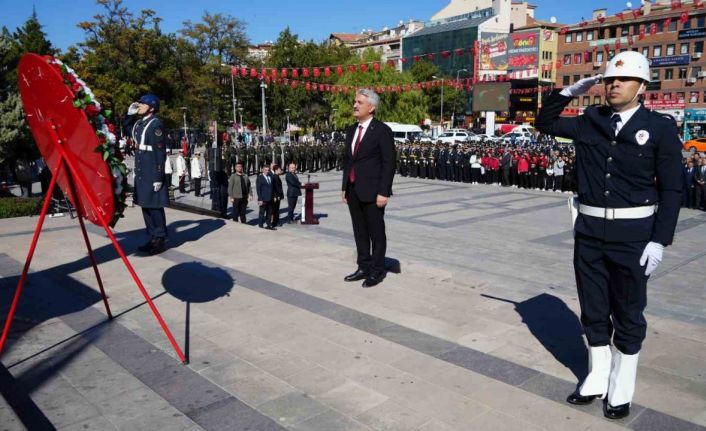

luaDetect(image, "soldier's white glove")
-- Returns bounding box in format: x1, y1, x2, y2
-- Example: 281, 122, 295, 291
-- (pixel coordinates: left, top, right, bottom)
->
128, 102, 140, 115
639, 241, 664, 276
560, 74, 602, 97
153, 182, 163, 192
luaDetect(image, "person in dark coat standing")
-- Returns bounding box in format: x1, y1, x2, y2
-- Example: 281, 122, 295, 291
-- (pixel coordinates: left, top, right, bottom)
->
341, 89, 395, 288
228, 162, 252, 223
536, 51, 683, 420
256, 165, 275, 230
271, 165, 284, 227
123, 93, 169, 255
285, 163, 302, 223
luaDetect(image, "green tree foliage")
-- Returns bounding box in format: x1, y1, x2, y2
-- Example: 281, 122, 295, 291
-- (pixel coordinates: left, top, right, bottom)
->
326, 49, 429, 129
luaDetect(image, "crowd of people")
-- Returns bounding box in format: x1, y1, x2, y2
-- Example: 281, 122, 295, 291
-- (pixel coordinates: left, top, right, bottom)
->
683, 152, 706, 211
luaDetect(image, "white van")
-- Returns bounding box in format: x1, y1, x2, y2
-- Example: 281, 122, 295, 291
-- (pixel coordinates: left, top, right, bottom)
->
385, 122, 423, 143
511, 125, 536, 135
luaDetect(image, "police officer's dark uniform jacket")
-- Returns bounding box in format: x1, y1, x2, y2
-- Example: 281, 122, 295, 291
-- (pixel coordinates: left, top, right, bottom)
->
536, 90, 683, 247
124, 114, 169, 209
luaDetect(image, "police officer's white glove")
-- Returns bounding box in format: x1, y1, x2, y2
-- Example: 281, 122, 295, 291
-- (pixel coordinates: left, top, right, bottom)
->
560, 74, 602, 98
153, 182, 163, 192
639, 241, 664, 276
128, 102, 140, 115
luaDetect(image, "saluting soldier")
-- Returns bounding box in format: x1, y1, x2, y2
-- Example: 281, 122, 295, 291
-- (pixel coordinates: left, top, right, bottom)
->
124, 94, 169, 255
536, 51, 683, 420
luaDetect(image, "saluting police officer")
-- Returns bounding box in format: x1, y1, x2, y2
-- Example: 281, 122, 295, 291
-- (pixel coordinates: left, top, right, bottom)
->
536, 51, 683, 420
124, 94, 170, 255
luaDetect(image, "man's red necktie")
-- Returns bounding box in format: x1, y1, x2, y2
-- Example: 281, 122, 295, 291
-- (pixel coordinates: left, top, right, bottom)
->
348, 125, 364, 183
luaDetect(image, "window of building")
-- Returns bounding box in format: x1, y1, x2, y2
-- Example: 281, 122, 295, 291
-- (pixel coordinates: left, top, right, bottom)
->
683, 17, 692, 29
698, 16, 705, 28
596, 51, 604, 62
681, 43, 689, 55
564, 54, 571, 65
695, 41, 704, 54
667, 44, 676, 56
665, 68, 674, 80
574, 53, 582, 64
679, 67, 688, 79
664, 92, 672, 100
609, 27, 617, 38
565, 33, 572, 43
593, 95, 601, 105
621, 27, 629, 37
583, 96, 590, 106
677, 92, 685, 102
586, 31, 594, 41
576, 32, 583, 42
585, 52, 593, 62
656, 21, 664, 33
692, 66, 702, 78
690, 91, 699, 103
571, 98, 579, 107
642, 47, 649, 57
669, 19, 677, 32
654, 45, 662, 57
608, 50, 615, 60
633, 24, 640, 35
573, 74, 580, 83
563, 75, 570, 86
651, 69, 660, 81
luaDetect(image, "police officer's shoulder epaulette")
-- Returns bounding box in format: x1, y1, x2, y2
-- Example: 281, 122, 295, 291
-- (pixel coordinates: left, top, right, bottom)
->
647, 109, 677, 125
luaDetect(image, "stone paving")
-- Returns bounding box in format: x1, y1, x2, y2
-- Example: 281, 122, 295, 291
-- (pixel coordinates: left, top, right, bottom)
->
1, 170, 705, 430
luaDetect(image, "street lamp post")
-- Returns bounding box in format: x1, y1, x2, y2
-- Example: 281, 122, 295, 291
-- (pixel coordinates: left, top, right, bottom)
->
432, 75, 444, 133
451, 68, 468, 129
260, 80, 267, 142
221, 64, 238, 129
285, 108, 291, 145
180, 107, 188, 151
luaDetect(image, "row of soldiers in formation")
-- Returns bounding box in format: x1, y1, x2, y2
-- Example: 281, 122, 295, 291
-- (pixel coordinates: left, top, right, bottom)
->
224, 142, 347, 175
397, 142, 579, 192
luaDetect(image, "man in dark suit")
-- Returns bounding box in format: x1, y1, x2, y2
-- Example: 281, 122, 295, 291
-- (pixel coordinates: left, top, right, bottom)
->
683, 159, 696, 208
695, 158, 706, 210
256, 165, 275, 230
285, 163, 302, 223
341, 89, 395, 288
271, 165, 284, 227
536, 51, 682, 420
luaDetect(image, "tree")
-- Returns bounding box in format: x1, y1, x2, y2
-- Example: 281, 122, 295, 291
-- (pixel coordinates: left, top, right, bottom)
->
327, 49, 429, 129
409, 61, 466, 123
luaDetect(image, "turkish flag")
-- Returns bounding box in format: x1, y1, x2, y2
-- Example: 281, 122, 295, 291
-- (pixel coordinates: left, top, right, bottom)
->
336, 65, 344, 76
292, 68, 299, 78
324, 67, 331, 77
639, 27, 646, 40
679, 11, 689, 24
664, 17, 672, 28
361, 63, 369, 72
616, 12, 624, 20
650, 23, 657, 36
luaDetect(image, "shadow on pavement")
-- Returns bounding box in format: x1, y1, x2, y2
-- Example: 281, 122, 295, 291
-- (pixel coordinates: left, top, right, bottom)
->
481, 293, 587, 381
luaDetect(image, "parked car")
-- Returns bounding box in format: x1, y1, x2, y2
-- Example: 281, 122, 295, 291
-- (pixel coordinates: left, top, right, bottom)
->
683, 137, 706, 153
501, 131, 534, 145
437, 130, 474, 144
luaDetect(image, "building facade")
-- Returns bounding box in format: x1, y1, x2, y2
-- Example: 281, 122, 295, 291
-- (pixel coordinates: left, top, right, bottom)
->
555, 1, 706, 136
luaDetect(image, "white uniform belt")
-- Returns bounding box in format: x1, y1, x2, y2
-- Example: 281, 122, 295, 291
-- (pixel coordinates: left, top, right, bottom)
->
579, 204, 656, 220
138, 143, 153, 151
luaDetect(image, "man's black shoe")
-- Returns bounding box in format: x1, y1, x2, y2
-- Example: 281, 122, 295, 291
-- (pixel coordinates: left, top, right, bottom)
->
266, 226, 276, 230
138, 239, 155, 252
604, 402, 630, 420
344, 269, 367, 282
362, 273, 386, 288
148, 238, 167, 255
566, 391, 600, 405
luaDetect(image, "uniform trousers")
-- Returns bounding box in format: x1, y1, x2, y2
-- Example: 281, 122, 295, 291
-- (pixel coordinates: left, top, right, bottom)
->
574, 233, 649, 355
142, 207, 167, 239
347, 184, 386, 276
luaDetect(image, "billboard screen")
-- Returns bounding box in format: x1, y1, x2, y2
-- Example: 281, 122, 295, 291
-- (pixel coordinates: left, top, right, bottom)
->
472, 83, 511, 112
508, 31, 540, 71
479, 32, 509, 72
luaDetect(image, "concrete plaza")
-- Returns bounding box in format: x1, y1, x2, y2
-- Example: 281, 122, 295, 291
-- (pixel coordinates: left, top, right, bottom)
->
1, 171, 705, 430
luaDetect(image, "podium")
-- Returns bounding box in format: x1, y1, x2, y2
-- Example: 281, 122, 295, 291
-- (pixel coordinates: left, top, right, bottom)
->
300, 183, 319, 225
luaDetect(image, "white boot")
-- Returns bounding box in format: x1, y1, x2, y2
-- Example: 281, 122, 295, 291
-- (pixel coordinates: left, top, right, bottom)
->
608, 351, 640, 407
579, 345, 612, 397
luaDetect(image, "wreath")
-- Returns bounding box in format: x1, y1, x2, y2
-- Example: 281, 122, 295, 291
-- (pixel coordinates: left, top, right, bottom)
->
47, 57, 128, 227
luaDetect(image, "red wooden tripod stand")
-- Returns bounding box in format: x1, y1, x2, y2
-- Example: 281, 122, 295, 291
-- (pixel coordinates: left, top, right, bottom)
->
0, 119, 187, 364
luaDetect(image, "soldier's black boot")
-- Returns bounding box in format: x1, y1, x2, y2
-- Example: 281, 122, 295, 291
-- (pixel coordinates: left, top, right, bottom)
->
138, 239, 155, 252
148, 238, 167, 255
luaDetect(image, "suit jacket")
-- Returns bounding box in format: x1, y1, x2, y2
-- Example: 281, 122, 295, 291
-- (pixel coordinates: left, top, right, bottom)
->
684, 167, 695, 188
536, 90, 683, 245
272, 174, 284, 200
695, 165, 706, 184
256, 173, 274, 202
341, 118, 396, 202
285, 172, 302, 197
